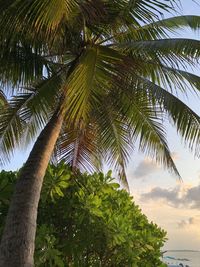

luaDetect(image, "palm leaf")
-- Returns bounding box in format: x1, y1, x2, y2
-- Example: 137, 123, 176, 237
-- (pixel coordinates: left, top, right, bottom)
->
55, 121, 100, 173
130, 58, 200, 93
0, 41, 48, 90
113, 38, 200, 68
134, 15, 200, 39
148, 15, 200, 31
109, 15, 200, 44
64, 45, 123, 125
0, 90, 7, 107
95, 98, 133, 187
0, 94, 29, 164
0, 0, 80, 39
138, 78, 200, 156
110, 0, 176, 26
116, 80, 180, 177
0, 73, 62, 164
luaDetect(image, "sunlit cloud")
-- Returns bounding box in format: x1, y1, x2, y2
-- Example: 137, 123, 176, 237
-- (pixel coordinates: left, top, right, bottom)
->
177, 217, 196, 228
141, 182, 200, 210
133, 158, 160, 179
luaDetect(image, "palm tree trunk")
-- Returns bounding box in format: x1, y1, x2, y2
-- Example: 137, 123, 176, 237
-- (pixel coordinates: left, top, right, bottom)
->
0, 110, 64, 267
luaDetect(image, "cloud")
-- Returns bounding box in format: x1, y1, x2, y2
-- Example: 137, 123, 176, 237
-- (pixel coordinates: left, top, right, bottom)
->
185, 185, 200, 209
133, 158, 159, 178
178, 217, 194, 228
188, 217, 195, 224
141, 183, 200, 210
132, 152, 179, 179
141, 186, 184, 206
177, 217, 200, 228
177, 220, 188, 228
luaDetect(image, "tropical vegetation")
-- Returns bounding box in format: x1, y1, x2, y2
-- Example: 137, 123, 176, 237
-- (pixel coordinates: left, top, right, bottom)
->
0, 164, 167, 267
0, 0, 200, 266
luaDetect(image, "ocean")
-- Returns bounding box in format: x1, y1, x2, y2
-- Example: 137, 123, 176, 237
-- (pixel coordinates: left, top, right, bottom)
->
163, 251, 200, 267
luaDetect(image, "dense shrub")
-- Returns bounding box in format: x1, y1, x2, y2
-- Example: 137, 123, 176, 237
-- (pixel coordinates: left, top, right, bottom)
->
0, 163, 167, 266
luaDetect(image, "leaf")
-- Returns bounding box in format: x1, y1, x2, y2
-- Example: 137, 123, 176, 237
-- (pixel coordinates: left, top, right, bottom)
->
113, 38, 200, 68
0, 0, 80, 39
0, 90, 7, 107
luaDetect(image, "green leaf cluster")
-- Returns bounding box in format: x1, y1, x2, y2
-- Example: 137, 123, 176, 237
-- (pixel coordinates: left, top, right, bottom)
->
0, 163, 167, 266
0, 170, 17, 234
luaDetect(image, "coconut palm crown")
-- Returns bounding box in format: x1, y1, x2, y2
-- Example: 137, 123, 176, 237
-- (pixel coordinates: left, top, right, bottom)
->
1, 0, 200, 183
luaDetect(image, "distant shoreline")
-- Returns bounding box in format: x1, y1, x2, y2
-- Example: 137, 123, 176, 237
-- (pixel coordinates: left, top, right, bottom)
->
164, 250, 200, 253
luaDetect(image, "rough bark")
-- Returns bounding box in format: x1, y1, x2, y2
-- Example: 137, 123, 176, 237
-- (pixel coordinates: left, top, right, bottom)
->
0, 110, 64, 267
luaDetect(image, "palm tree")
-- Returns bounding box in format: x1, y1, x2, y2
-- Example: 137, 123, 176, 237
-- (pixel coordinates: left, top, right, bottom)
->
1, 0, 200, 266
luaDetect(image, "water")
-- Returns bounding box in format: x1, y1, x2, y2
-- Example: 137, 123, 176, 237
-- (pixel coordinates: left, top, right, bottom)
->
163, 251, 200, 267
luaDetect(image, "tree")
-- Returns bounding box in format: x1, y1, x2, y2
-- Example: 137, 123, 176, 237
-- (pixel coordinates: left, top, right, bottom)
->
0, 0, 200, 266
0, 165, 167, 267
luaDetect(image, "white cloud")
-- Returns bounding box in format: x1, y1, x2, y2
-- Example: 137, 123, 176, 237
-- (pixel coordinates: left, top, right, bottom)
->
177, 217, 195, 228
141, 182, 200, 210
133, 158, 160, 178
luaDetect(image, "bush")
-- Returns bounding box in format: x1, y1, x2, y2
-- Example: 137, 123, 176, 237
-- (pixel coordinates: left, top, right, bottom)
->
0, 162, 167, 266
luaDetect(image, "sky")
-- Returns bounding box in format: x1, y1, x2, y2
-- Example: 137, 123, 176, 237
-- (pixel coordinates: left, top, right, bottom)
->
128, 0, 200, 250
1, 0, 200, 251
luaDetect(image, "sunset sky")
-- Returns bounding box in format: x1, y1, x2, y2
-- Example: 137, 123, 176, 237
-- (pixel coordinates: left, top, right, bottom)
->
2, 0, 200, 251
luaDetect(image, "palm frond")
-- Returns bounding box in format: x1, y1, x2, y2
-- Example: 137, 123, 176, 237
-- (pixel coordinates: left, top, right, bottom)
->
95, 99, 133, 187
55, 122, 100, 173
110, 15, 200, 43
0, 42, 48, 90
0, 90, 7, 107
130, 58, 200, 94
110, 0, 177, 25
149, 15, 200, 32
138, 78, 200, 156
113, 38, 200, 68
91, 0, 178, 40
162, 67, 200, 92
108, 82, 180, 178
126, 92, 180, 178
135, 15, 200, 40
0, 94, 30, 164
0, 0, 80, 40
0, 73, 62, 164
64, 45, 123, 125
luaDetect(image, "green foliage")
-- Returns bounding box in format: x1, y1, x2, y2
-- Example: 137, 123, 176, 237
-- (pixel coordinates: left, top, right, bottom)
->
0, 170, 17, 235
35, 225, 64, 267
0, 163, 167, 266
42, 161, 71, 201
0, 90, 7, 107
